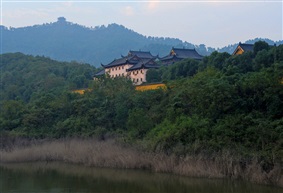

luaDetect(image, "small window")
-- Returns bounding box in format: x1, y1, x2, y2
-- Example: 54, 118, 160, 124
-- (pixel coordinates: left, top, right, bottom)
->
133, 78, 135, 82
122, 66, 124, 69
112, 68, 114, 71
119, 67, 120, 70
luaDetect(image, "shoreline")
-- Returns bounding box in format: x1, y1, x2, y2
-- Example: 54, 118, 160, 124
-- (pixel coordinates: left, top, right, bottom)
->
0, 138, 282, 187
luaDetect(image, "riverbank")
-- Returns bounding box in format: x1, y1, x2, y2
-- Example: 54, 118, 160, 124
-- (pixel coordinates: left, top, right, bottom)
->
0, 138, 282, 187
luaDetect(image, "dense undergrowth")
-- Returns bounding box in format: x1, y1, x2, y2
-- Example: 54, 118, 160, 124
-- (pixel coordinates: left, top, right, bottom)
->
0, 41, 283, 178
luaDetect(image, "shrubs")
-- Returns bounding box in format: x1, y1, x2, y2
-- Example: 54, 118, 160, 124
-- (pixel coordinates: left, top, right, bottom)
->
1, 41, 283, 163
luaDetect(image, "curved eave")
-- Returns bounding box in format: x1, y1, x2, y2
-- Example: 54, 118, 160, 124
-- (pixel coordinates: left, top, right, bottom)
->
160, 55, 175, 61
127, 65, 159, 72
104, 63, 133, 68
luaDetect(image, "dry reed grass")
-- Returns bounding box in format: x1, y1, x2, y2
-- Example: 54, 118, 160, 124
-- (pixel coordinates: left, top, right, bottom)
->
0, 138, 282, 187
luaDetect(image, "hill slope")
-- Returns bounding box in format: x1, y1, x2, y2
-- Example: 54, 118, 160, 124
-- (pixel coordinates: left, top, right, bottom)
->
0, 52, 95, 102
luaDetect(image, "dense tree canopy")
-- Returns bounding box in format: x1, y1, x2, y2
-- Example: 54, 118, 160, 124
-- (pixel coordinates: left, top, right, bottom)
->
1, 42, 283, 164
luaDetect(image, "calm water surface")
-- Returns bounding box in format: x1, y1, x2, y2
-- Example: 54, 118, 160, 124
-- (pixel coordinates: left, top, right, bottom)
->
0, 162, 282, 193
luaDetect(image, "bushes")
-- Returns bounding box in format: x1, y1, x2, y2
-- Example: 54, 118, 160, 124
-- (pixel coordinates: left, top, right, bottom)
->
1, 43, 283, 161
147, 116, 210, 153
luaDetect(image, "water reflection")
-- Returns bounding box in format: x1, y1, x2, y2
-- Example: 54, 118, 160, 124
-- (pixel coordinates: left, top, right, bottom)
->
0, 162, 281, 193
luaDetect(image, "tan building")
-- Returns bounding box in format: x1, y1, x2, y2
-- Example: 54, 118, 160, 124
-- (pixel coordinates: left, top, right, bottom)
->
95, 51, 159, 85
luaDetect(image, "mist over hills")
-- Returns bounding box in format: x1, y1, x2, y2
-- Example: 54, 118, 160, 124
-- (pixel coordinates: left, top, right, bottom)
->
1, 17, 282, 67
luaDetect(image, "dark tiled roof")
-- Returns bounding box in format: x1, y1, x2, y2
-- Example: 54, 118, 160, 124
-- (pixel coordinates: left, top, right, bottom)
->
94, 69, 105, 77
128, 50, 156, 59
173, 48, 203, 60
127, 59, 159, 71
159, 55, 175, 60
102, 50, 157, 68
161, 48, 203, 61
102, 56, 138, 68
239, 43, 254, 52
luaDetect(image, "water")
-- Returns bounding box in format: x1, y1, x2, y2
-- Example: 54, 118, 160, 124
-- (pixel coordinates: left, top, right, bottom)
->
0, 162, 281, 193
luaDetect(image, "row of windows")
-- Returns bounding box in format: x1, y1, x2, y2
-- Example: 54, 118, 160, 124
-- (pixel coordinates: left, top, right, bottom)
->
111, 73, 125, 78
132, 78, 143, 83
108, 67, 144, 75
111, 66, 124, 71
129, 70, 143, 75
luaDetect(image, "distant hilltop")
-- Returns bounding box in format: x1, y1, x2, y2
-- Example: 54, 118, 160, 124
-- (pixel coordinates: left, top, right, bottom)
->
1, 17, 282, 67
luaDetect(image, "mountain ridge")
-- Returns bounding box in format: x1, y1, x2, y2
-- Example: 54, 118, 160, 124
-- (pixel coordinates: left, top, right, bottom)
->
1, 17, 282, 67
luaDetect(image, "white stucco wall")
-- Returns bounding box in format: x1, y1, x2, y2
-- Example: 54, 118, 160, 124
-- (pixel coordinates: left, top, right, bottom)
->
128, 69, 147, 85
105, 64, 148, 85
106, 64, 133, 78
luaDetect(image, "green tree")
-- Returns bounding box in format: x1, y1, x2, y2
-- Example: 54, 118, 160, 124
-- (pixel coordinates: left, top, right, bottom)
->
254, 41, 269, 55
0, 100, 25, 131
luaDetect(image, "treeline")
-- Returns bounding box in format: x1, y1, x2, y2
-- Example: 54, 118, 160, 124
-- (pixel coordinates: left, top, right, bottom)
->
0, 41, 283, 164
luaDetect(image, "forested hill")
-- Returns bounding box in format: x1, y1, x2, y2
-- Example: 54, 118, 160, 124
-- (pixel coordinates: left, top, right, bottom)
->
2, 17, 282, 67
0, 52, 96, 103
0, 42, 283, 164
0, 43, 283, 185
1, 17, 195, 66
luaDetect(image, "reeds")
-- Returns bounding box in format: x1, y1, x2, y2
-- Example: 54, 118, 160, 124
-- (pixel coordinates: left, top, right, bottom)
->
0, 138, 282, 187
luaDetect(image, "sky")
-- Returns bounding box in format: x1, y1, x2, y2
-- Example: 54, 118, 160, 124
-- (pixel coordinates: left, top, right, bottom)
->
1, 0, 282, 48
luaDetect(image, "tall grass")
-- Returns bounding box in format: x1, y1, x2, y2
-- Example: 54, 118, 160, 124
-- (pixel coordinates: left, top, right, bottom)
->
0, 138, 282, 187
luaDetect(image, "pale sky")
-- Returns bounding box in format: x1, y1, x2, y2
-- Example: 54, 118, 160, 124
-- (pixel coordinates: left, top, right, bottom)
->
1, 0, 282, 48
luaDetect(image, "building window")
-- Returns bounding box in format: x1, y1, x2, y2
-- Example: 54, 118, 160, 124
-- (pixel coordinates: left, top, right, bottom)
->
119, 67, 120, 70
141, 70, 142, 73
133, 78, 135, 82
137, 71, 139, 74
122, 66, 124, 69
112, 68, 114, 71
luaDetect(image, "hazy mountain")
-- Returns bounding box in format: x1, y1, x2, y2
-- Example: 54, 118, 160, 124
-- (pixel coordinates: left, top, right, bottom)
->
1, 17, 282, 67
1, 17, 195, 66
